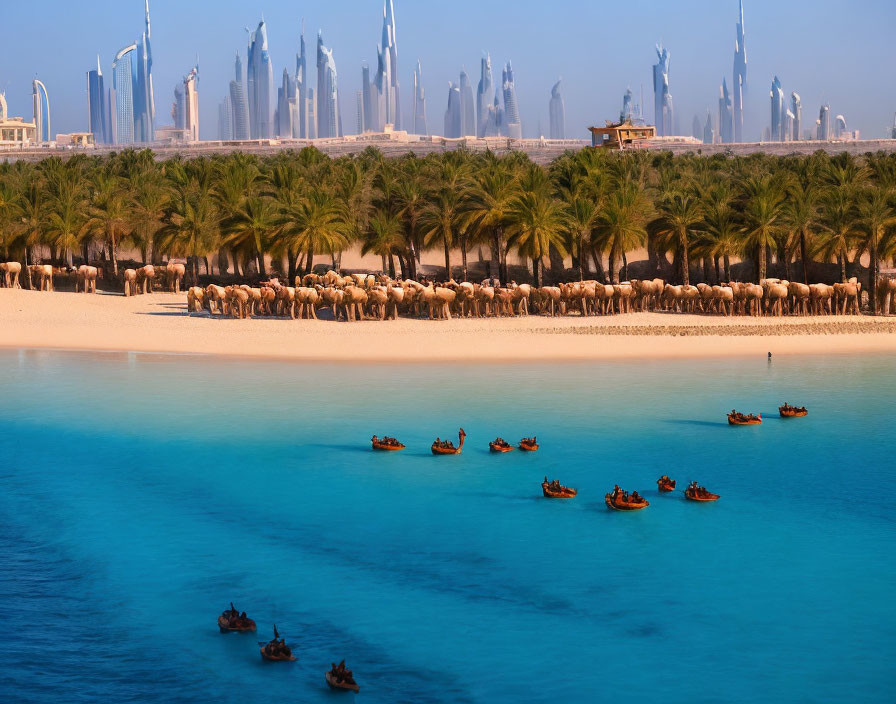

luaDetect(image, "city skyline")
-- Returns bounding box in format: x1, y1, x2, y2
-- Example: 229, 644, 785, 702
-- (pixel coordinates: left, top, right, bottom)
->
0, 0, 893, 141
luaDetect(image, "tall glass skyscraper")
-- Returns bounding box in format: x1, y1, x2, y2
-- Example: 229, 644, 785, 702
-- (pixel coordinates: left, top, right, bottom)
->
87, 56, 110, 144
790, 93, 801, 141
380, 0, 400, 129
476, 55, 493, 138
733, 0, 747, 142
316, 32, 341, 139
296, 27, 308, 139
112, 44, 137, 145
444, 82, 461, 138
652, 44, 673, 136
413, 60, 427, 135
133, 0, 155, 143
247, 19, 274, 139
549, 79, 565, 139
31, 80, 51, 143
770, 76, 784, 141
502, 62, 521, 139
459, 70, 475, 137
817, 104, 831, 140
719, 78, 733, 143
229, 53, 250, 140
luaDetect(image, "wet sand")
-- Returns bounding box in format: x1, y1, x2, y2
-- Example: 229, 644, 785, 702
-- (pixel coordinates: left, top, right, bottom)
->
2, 289, 895, 363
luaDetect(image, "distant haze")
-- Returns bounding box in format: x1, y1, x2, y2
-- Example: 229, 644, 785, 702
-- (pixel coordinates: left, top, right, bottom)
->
2, 0, 894, 140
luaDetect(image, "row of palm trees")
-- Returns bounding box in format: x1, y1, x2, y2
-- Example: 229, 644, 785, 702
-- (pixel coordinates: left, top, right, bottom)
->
1, 147, 895, 309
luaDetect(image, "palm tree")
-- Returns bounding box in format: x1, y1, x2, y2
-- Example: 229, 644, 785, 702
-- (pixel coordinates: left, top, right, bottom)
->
45, 177, 87, 267
420, 158, 468, 280
650, 189, 702, 286
740, 176, 787, 282
504, 189, 568, 287
783, 182, 819, 285
278, 186, 349, 275
462, 159, 519, 282
817, 188, 861, 282
158, 184, 221, 284
362, 211, 405, 278
86, 170, 130, 275
858, 188, 896, 312
393, 161, 427, 280
222, 195, 278, 277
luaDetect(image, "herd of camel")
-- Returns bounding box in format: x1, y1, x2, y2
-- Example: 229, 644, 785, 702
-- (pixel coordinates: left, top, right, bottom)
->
3, 260, 896, 319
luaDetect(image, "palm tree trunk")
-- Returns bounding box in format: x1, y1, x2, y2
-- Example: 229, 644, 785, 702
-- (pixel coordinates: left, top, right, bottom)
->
757, 243, 766, 282
109, 228, 119, 276
443, 237, 451, 280
839, 248, 847, 283
256, 249, 266, 277
680, 232, 690, 287
591, 246, 606, 283
381, 254, 388, 273
800, 231, 809, 285
304, 243, 314, 275
532, 257, 543, 287
461, 236, 469, 282
578, 232, 587, 281
723, 254, 731, 282
647, 230, 659, 277
497, 227, 508, 283
870, 226, 879, 314
714, 254, 721, 283
608, 241, 620, 284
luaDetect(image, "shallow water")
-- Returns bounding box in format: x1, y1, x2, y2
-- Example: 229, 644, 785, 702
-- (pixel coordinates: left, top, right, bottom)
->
1, 349, 894, 703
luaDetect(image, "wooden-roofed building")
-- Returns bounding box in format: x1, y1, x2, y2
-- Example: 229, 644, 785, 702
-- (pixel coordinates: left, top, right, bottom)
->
588, 120, 656, 150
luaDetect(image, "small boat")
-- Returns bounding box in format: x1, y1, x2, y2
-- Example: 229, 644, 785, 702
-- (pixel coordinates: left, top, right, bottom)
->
728, 411, 762, 426
260, 647, 297, 662
542, 481, 577, 499
684, 484, 720, 502
432, 428, 466, 455
218, 614, 256, 633
518, 438, 539, 452
489, 440, 514, 453
657, 476, 676, 492
605, 492, 650, 511
779, 404, 808, 418
326, 671, 361, 693
371, 435, 406, 451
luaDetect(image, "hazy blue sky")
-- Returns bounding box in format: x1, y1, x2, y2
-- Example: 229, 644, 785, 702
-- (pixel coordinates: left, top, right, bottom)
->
2, 0, 894, 140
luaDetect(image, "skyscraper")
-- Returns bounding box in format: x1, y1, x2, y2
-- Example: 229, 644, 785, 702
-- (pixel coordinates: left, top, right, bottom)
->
230, 53, 250, 140
380, 0, 400, 129
459, 70, 475, 136
770, 76, 784, 141
692, 115, 702, 141
32, 80, 50, 143
133, 0, 155, 143
703, 111, 715, 145
817, 104, 831, 140
276, 68, 294, 138
356, 90, 365, 135
621, 88, 634, 123
890, 114, 896, 139
719, 78, 733, 143
182, 65, 199, 141
476, 54, 493, 138
834, 115, 847, 139
790, 92, 801, 141
296, 26, 308, 138
733, 0, 747, 142
111, 44, 137, 145
361, 62, 376, 132
87, 55, 110, 144
218, 97, 234, 140
502, 61, 521, 139
316, 32, 341, 139
549, 79, 565, 139
413, 60, 427, 135
652, 45, 673, 136
247, 19, 274, 139
444, 82, 461, 138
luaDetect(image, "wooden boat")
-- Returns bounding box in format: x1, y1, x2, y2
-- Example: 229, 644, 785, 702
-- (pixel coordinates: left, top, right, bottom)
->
217, 613, 256, 633
728, 412, 762, 426
326, 671, 361, 693
489, 440, 514, 453
605, 493, 650, 511
260, 646, 296, 662
542, 481, 577, 499
432, 428, 466, 455
684, 486, 720, 502
371, 437, 406, 451
518, 438, 539, 452
657, 477, 676, 492
779, 405, 808, 418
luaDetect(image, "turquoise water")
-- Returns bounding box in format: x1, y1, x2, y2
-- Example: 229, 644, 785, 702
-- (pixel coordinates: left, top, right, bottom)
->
1, 350, 894, 703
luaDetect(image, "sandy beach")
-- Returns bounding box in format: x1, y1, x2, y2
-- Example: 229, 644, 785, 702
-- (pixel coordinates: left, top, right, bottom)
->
2, 288, 896, 363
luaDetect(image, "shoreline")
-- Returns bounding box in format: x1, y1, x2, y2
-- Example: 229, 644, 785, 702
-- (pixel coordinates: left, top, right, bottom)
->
2, 290, 896, 364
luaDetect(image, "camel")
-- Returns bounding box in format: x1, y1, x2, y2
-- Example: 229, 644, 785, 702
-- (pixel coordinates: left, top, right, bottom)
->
536, 286, 563, 317
696, 283, 715, 313
1, 262, 22, 288
366, 286, 389, 320
317, 286, 346, 320
763, 282, 789, 317
226, 286, 250, 319
452, 281, 476, 317
595, 284, 615, 315
275, 286, 296, 318
833, 281, 861, 315
711, 285, 735, 316
186, 286, 206, 314
662, 284, 683, 312
136, 265, 156, 294
384, 283, 405, 320
681, 285, 700, 314
509, 284, 532, 316
259, 286, 277, 316
165, 261, 186, 294
743, 284, 764, 317
342, 285, 368, 322
240, 286, 263, 316
29, 264, 54, 291
809, 284, 834, 316
613, 283, 634, 314
75, 265, 98, 293
123, 269, 138, 297
876, 278, 896, 315
493, 288, 515, 317
788, 282, 811, 316
473, 285, 496, 317
295, 287, 320, 319
205, 284, 228, 315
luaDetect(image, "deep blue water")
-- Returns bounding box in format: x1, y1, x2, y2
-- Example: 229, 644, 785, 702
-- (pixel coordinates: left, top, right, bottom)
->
1, 349, 894, 703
